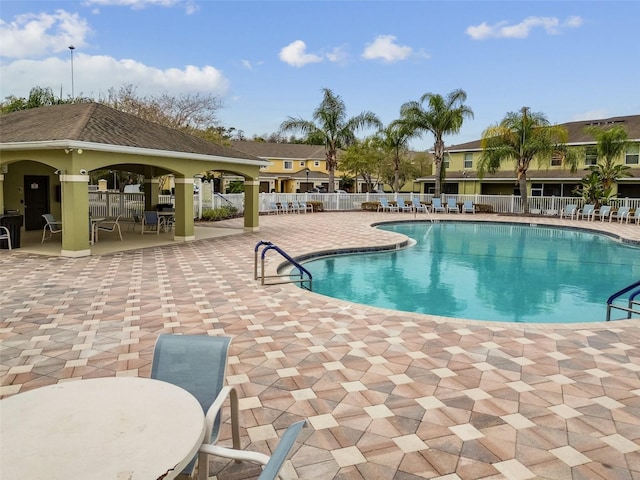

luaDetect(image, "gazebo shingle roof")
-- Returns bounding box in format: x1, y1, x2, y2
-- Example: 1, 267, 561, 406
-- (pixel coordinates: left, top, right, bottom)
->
0, 102, 260, 161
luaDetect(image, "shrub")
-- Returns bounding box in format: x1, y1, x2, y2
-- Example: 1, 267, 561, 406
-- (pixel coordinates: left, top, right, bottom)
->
361, 201, 380, 211
200, 205, 239, 221
308, 201, 324, 212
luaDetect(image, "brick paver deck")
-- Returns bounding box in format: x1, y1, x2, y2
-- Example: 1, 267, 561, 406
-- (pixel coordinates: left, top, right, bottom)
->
1, 212, 639, 480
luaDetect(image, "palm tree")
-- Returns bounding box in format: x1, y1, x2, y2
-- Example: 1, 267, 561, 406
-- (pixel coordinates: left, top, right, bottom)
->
399, 89, 474, 196
375, 121, 413, 192
584, 125, 631, 192
478, 107, 576, 214
279, 88, 381, 192
574, 171, 612, 207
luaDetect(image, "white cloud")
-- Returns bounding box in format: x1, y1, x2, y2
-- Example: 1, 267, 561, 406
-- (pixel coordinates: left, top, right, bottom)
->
83, 0, 198, 13
279, 40, 323, 67
0, 10, 92, 59
362, 35, 412, 62
0, 53, 229, 99
572, 109, 609, 121
326, 46, 348, 65
466, 16, 583, 40
84, 0, 177, 9
241, 59, 263, 70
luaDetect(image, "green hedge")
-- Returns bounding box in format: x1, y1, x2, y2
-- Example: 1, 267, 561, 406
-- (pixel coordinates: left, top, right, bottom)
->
200, 205, 239, 221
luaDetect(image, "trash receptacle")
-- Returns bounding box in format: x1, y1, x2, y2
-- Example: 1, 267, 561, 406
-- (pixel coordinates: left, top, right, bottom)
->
0, 214, 24, 249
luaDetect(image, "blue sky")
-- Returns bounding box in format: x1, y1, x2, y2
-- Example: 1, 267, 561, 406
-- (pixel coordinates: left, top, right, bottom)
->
1, 1, 639, 150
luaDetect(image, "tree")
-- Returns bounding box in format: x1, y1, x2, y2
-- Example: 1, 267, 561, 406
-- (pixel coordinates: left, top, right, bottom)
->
375, 121, 413, 192
584, 125, 631, 193
100, 84, 223, 133
340, 138, 386, 193
478, 107, 576, 214
399, 89, 473, 196
574, 171, 612, 207
279, 88, 381, 192
1, 86, 84, 113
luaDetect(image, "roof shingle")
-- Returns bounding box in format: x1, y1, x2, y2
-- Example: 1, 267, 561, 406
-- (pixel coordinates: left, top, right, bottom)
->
0, 102, 259, 161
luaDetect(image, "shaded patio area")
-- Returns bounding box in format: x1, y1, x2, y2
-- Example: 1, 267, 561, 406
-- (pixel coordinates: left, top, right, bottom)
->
1, 212, 639, 480
16, 221, 245, 256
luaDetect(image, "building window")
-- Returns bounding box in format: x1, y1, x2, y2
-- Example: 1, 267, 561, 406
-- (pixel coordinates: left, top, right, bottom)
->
443, 153, 450, 169
551, 153, 562, 166
299, 161, 305, 167
626, 145, 639, 165
314, 161, 320, 167
585, 146, 597, 166
464, 153, 473, 169
284, 161, 293, 170
531, 183, 543, 197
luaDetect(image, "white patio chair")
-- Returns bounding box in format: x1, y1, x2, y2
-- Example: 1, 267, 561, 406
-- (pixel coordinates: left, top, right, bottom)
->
151, 334, 306, 480
96, 215, 123, 241
0, 226, 12, 250
141, 211, 165, 235
41, 214, 63, 243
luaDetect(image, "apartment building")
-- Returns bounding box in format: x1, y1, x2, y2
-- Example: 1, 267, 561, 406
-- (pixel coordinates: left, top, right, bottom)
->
417, 114, 640, 198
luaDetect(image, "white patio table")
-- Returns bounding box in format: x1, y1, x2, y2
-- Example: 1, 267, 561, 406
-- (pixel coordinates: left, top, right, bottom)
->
157, 210, 175, 231
0, 376, 205, 480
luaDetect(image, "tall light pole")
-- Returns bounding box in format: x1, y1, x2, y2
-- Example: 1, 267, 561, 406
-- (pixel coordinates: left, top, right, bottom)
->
68, 45, 75, 99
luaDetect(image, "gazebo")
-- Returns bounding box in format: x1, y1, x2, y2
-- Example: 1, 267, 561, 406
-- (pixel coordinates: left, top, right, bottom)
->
0, 103, 268, 256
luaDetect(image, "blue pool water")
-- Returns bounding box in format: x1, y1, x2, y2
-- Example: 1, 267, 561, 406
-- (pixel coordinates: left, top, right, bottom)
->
302, 222, 640, 323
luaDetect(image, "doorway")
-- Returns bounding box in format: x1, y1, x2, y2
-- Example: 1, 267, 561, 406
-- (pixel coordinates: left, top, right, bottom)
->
24, 175, 50, 230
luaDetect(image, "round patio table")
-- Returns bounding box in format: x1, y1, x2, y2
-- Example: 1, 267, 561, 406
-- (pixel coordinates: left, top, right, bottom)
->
0, 377, 205, 480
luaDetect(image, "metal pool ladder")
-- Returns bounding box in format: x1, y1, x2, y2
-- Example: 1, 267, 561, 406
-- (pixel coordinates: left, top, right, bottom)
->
254, 240, 312, 291
606, 280, 640, 321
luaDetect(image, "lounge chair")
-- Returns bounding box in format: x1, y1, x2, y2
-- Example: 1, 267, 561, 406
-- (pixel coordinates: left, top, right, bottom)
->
267, 202, 280, 214
559, 204, 578, 220
288, 202, 302, 214
396, 198, 413, 212
431, 198, 446, 213
41, 214, 63, 242
594, 205, 612, 221
151, 334, 305, 480
462, 201, 475, 214
411, 198, 427, 213
96, 215, 123, 241
378, 197, 399, 212
631, 209, 640, 224
578, 204, 595, 221
446, 198, 459, 213
610, 206, 631, 223
299, 201, 313, 213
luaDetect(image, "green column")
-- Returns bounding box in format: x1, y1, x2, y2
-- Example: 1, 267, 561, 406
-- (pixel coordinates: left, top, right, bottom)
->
0, 173, 5, 214
244, 179, 259, 232
144, 178, 160, 211
60, 173, 90, 257
174, 177, 194, 241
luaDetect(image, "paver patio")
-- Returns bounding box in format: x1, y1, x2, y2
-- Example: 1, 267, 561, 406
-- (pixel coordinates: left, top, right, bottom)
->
1, 212, 639, 480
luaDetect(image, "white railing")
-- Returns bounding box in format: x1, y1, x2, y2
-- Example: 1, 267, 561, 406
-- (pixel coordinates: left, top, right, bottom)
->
89, 190, 640, 218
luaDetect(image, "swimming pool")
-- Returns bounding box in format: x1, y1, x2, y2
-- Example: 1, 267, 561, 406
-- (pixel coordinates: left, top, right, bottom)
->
301, 222, 640, 323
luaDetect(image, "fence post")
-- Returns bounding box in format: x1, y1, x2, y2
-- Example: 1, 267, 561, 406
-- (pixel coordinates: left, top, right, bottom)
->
195, 176, 203, 219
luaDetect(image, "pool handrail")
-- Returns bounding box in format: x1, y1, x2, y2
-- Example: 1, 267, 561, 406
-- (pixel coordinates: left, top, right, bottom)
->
606, 280, 640, 321
254, 240, 312, 291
